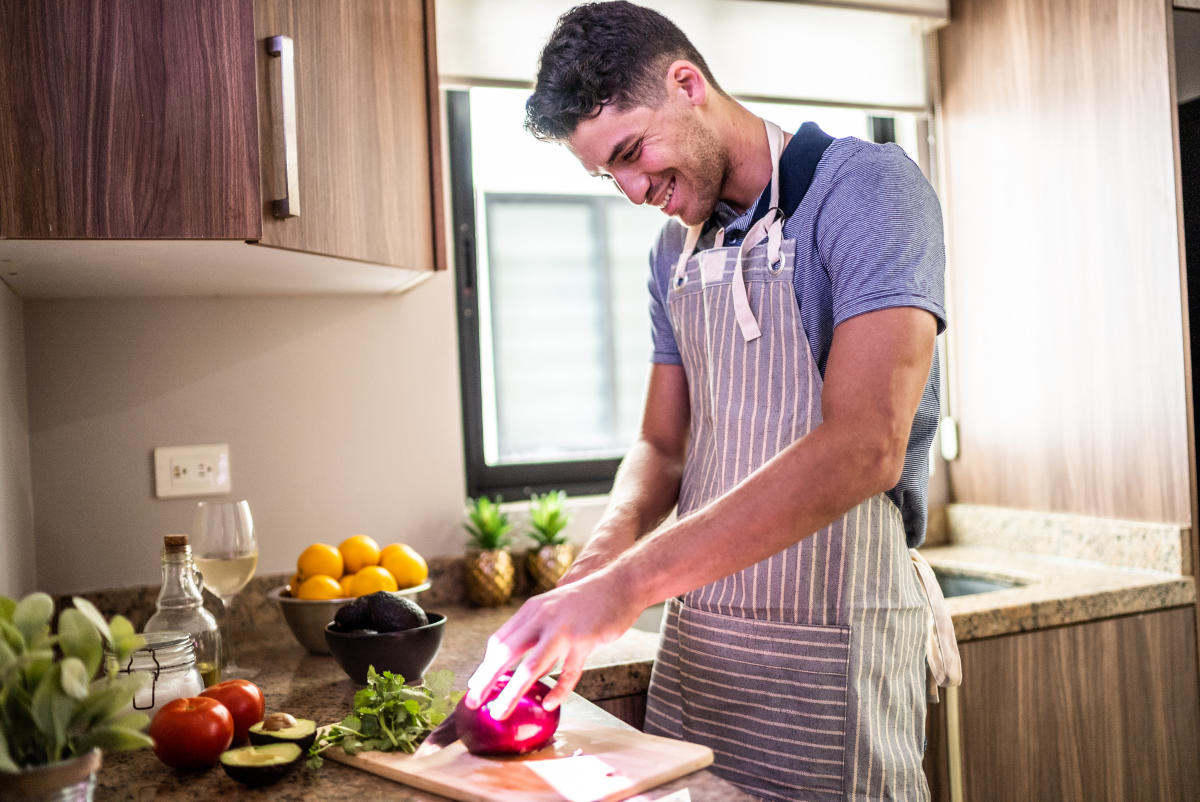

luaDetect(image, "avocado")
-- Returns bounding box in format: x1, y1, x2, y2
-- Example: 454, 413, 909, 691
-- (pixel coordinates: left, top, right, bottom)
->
365, 591, 428, 632
333, 595, 372, 631
219, 743, 302, 786
247, 712, 317, 751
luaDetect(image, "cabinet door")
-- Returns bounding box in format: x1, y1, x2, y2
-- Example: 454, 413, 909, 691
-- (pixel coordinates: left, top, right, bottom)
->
0, 0, 261, 239
940, 608, 1200, 801
253, 0, 441, 271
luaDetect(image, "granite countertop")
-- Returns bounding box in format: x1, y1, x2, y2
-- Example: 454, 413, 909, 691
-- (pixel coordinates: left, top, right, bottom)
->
921, 503, 1197, 640
97, 602, 751, 801
85, 503, 1198, 798
921, 543, 1195, 639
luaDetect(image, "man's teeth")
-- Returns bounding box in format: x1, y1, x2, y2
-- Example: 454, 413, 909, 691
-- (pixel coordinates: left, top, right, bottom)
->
658, 180, 674, 210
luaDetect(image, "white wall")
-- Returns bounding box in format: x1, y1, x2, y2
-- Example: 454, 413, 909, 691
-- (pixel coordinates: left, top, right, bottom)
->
437, 0, 931, 109
24, 277, 473, 594
0, 283, 34, 598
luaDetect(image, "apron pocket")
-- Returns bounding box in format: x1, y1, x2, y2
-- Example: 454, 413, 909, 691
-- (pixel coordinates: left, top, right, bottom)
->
675, 604, 849, 800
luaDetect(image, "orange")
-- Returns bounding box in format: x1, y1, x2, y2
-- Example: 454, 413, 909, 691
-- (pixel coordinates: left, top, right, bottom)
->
294, 574, 344, 600
339, 535, 381, 574
297, 543, 343, 580
286, 572, 303, 596
350, 565, 398, 596
380, 543, 428, 589
338, 574, 356, 598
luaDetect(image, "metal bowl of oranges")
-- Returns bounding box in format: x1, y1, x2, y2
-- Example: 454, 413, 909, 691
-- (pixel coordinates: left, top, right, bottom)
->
272, 537, 430, 654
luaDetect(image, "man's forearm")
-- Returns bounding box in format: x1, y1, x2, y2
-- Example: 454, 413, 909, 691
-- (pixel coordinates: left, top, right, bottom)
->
561, 434, 685, 584
599, 434, 685, 541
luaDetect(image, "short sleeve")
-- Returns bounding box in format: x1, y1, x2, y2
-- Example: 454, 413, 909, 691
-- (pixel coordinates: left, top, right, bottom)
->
815, 144, 947, 334
648, 223, 684, 365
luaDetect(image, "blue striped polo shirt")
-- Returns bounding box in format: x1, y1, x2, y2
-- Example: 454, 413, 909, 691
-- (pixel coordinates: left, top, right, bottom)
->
647, 126, 947, 546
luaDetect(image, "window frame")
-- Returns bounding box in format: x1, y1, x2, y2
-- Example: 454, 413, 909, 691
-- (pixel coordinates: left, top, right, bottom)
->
449, 88, 923, 499
449, 89, 623, 499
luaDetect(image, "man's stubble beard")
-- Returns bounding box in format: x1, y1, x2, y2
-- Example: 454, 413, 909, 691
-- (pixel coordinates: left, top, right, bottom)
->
676, 113, 729, 227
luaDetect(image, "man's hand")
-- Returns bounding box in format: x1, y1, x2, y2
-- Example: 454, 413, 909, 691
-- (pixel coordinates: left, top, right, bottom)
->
464, 564, 645, 719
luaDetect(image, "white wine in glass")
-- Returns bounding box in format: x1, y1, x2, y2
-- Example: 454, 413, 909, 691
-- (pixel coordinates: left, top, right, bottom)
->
193, 499, 258, 676
192, 553, 258, 600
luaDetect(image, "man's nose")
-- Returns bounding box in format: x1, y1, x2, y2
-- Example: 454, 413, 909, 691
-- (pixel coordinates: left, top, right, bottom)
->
610, 168, 649, 205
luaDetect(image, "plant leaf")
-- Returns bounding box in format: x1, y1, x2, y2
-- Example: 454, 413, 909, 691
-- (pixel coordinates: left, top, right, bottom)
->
0, 630, 15, 674
72, 674, 147, 729
21, 648, 56, 692
0, 619, 24, 655
73, 725, 153, 755
0, 596, 16, 623
31, 663, 74, 757
12, 593, 53, 648
107, 615, 142, 664
0, 727, 19, 773
103, 711, 150, 732
69, 597, 112, 646
59, 657, 90, 700
57, 608, 102, 678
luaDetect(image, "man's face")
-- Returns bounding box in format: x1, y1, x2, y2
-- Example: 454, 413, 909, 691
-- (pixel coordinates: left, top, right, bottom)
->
567, 99, 727, 226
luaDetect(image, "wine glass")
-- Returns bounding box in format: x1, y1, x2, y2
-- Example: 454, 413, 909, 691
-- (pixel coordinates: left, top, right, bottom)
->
192, 499, 258, 677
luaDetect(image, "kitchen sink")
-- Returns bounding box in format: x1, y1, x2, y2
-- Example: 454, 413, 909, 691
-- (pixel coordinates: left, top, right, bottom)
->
932, 567, 1023, 597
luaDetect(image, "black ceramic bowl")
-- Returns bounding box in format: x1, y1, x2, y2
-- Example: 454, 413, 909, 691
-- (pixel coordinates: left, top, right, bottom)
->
323, 612, 445, 685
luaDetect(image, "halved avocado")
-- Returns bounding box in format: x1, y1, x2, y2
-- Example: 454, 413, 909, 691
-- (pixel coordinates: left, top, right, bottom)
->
219, 742, 302, 786
247, 712, 317, 751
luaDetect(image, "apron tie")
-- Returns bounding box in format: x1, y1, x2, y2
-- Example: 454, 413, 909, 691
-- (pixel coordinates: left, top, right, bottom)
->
910, 549, 963, 700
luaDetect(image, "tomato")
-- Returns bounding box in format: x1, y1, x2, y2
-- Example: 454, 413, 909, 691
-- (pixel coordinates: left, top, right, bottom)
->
149, 696, 234, 769
200, 679, 265, 745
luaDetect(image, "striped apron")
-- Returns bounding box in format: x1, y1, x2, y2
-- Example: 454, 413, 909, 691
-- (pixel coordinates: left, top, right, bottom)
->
643, 120, 931, 801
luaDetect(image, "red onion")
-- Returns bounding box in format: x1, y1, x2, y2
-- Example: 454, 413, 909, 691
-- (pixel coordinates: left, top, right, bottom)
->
456, 674, 561, 756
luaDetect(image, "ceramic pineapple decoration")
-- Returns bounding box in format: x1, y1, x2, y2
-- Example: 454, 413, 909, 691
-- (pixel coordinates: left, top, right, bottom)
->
462, 496, 516, 606
525, 490, 574, 594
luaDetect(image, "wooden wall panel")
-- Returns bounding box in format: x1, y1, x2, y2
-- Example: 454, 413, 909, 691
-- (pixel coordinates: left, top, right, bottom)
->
955, 608, 1200, 801
937, 0, 1191, 523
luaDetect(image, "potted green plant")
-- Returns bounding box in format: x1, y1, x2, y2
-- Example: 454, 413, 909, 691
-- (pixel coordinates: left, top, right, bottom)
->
525, 491, 574, 594
462, 496, 515, 606
0, 592, 151, 801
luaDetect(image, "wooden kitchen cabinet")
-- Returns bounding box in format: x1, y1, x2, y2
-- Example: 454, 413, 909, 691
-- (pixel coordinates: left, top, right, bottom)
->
0, 0, 442, 280
923, 607, 1200, 801
252, 0, 440, 271
0, 0, 261, 239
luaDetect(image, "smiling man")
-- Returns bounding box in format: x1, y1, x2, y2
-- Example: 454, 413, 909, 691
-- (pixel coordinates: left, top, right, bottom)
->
466, 3, 948, 799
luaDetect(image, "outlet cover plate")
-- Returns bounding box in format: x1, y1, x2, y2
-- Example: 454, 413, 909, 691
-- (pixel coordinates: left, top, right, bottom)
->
154, 444, 231, 499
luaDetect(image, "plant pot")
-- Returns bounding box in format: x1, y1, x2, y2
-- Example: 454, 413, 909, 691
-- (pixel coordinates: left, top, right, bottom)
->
0, 748, 102, 802
526, 543, 574, 594
464, 548, 514, 606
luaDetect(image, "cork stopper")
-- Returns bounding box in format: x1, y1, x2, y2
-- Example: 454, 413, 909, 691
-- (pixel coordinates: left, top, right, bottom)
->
163, 534, 189, 552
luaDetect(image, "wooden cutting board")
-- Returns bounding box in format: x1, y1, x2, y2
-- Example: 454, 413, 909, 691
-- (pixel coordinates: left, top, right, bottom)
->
323, 704, 713, 802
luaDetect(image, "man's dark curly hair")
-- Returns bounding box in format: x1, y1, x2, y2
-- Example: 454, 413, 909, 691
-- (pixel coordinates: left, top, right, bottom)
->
525, 2, 724, 142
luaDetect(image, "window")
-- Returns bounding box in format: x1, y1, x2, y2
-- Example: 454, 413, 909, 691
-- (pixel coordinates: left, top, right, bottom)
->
450, 86, 923, 497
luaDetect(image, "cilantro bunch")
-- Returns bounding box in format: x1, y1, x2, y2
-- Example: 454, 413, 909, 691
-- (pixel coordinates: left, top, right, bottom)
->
307, 667, 461, 769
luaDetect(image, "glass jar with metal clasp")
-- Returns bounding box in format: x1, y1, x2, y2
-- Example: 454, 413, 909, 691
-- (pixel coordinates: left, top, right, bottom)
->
117, 631, 205, 717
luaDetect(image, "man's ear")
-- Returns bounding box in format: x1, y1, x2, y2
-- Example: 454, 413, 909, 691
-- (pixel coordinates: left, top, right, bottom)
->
667, 60, 708, 106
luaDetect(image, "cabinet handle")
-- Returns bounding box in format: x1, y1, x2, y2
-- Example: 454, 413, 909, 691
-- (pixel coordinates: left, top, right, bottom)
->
265, 35, 300, 219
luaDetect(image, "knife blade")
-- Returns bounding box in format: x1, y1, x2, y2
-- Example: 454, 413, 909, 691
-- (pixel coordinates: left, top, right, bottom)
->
414, 707, 459, 757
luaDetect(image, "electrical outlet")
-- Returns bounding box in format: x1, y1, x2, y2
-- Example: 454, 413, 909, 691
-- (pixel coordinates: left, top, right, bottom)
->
154, 444, 231, 499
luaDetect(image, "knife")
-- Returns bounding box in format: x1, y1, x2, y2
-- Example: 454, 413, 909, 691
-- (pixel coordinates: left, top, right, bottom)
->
414, 708, 459, 757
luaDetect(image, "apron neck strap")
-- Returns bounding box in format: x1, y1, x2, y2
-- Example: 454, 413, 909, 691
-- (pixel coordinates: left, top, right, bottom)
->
672, 118, 785, 287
